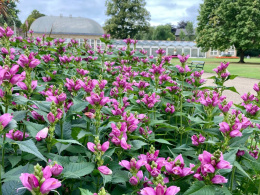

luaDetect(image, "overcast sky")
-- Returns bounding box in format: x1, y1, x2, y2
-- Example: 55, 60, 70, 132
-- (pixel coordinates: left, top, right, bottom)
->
16, 0, 203, 26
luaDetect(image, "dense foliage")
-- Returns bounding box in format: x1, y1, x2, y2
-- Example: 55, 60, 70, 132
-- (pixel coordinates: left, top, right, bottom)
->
196, 0, 260, 63
0, 24, 259, 195
104, 0, 150, 39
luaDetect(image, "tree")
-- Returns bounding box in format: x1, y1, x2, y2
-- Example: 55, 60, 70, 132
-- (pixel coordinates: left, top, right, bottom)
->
21, 9, 45, 35
177, 20, 188, 29
185, 21, 195, 41
179, 30, 186, 41
152, 24, 175, 41
196, 0, 260, 63
104, 0, 151, 39
0, 1, 21, 28
134, 26, 154, 40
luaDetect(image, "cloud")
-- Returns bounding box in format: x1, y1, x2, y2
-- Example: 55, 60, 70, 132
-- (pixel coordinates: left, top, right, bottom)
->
16, 0, 203, 26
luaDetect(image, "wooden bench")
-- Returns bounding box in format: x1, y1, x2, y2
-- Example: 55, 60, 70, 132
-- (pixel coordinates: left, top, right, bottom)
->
188, 61, 205, 70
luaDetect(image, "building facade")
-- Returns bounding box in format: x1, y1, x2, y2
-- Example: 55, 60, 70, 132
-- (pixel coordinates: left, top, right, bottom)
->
30, 15, 104, 48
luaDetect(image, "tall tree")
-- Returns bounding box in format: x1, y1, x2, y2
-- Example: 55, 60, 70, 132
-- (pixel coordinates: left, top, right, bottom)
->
104, 0, 151, 39
196, 0, 260, 63
177, 20, 188, 29
0, 0, 21, 28
21, 9, 45, 35
185, 21, 195, 41
152, 24, 175, 41
179, 30, 186, 41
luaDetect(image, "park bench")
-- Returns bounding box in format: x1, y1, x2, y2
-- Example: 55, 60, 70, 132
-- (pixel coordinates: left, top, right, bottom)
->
188, 61, 205, 70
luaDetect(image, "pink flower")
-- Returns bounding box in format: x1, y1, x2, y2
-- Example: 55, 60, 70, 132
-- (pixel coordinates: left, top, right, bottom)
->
98, 166, 112, 175
253, 83, 260, 92
219, 122, 230, 133
6, 129, 29, 141
178, 54, 190, 64
211, 175, 228, 184
0, 113, 13, 129
140, 184, 180, 195
51, 164, 63, 176
35, 127, 48, 141
40, 178, 61, 194
86, 91, 110, 107
191, 134, 205, 146
19, 173, 39, 191
43, 166, 52, 179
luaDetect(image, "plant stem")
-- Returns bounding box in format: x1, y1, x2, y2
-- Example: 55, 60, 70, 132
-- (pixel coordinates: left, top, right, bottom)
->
258, 178, 260, 195
1, 134, 6, 168
96, 175, 100, 193
60, 121, 63, 139
180, 76, 184, 128
230, 166, 236, 191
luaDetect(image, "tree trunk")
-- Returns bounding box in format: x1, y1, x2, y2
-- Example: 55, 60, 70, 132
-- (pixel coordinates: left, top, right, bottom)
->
238, 49, 245, 63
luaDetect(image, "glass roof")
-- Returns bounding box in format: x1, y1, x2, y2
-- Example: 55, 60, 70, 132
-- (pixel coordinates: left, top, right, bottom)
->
113, 40, 197, 47
30, 16, 104, 35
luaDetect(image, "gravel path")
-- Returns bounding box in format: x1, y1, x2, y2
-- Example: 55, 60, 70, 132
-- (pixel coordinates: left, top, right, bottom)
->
202, 73, 259, 104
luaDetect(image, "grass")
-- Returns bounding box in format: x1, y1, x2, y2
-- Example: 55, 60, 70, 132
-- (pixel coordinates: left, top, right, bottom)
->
171, 57, 260, 79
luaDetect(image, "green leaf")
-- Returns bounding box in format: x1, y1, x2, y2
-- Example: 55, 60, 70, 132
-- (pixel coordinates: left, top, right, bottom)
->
15, 139, 46, 162
183, 181, 215, 195
63, 162, 95, 179
56, 143, 71, 155
23, 120, 46, 137
233, 161, 252, 180
12, 111, 27, 121
2, 180, 26, 195
79, 188, 93, 195
130, 140, 147, 150
152, 139, 172, 145
149, 120, 167, 126
55, 139, 84, 147
225, 86, 239, 94
101, 173, 112, 185
112, 170, 129, 184
8, 156, 21, 168
55, 122, 72, 139
4, 119, 17, 132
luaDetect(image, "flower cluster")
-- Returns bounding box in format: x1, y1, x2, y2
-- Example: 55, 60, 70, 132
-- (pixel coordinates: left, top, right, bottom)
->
19, 163, 62, 194
194, 150, 232, 184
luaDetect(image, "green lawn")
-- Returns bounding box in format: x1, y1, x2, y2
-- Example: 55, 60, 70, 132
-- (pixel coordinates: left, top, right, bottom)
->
171, 57, 260, 79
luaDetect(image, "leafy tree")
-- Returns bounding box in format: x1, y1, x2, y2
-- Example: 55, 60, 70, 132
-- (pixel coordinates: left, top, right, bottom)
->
177, 20, 188, 29
134, 26, 154, 40
104, 0, 151, 39
152, 24, 175, 40
21, 9, 45, 34
196, 0, 260, 63
0, 1, 21, 28
179, 30, 186, 41
185, 21, 195, 41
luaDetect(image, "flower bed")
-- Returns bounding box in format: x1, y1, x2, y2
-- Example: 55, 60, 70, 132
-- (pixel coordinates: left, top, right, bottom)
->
0, 25, 259, 195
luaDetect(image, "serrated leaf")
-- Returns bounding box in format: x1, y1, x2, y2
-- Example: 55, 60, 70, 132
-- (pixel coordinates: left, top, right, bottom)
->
131, 140, 147, 150
233, 161, 252, 180
23, 120, 46, 137
15, 139, 46, 162
79, 188, 93, 195
112, 170, 129, 184
152, 139, 172, 145
183, 181, 215, 195
2, 180, 26, 195
8, 156, 21, 168
63, 162, 95, 178
12, 111, 27, 121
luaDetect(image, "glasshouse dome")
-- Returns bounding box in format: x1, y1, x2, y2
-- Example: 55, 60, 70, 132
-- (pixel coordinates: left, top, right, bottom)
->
30, 15, 104, 36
